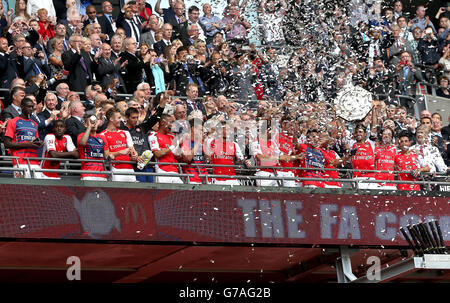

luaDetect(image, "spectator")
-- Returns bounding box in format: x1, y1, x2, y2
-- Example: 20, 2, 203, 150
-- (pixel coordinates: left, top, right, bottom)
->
101, 1, 116, 32
179, 5, 206, 43
165, 1, 185, 41
1, 86, 26, 121
410, 125, 448, 174
65, 99, 86, 144
410, 5, 437, 33
394, 50, 424, 98
199, 3, 222, 45
140, 14, 160, 47
13, 0, 30, 21
220, 5, 251, 45
119, 37, 145, 94
27, 0, 56, 20
258, 0, 287, 47
435, 76, 450, 98
37, 8, 55, 41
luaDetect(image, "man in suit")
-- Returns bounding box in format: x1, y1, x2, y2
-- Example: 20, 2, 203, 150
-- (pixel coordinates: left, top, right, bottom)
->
119, 37, 146, 94
63, 9, 83, 40
65, 99, 86, 144
55, 82, 70, 110
62, 34, 98, 93
116, 4, 143, 44
110, 35, 123, 60
1, 86, 26, 121
153, 23, 173, 56
185, 83, 206, 118
179, 5, 206, 43
0, 37, 18, 90
33, 93, 58, 140
169, 46, 206, 97
96, 43, 127, 93
21, 41, 49, 81
140, 14, 161, 47
83, 5, 115, 41
166, 1, 186, 41
395, 50, 424, 112
101, 1, 117, 32
46, 23, 70, 54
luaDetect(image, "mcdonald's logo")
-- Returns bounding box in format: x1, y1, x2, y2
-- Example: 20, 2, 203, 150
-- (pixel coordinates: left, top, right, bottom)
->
124, 203, 147, 224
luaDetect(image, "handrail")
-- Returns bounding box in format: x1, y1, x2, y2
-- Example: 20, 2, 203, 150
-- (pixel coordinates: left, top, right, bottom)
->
17, 156, 450, 176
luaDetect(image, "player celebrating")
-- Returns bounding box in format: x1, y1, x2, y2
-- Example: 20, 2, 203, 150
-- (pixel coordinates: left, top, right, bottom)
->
101, 108, 139, 182
179, 118, 209, 184
395, 132, 425, 191
205, 121, 247, 186
374, 127, 397, 190
274, 117, 299, 187
4, 98, 44, 178
297, 129, 326, 188
77, 115, 110, 181
41, 120, 78, 179
149, 114, 184, 184
349, 124, 376, 189
319, 130, 343, 189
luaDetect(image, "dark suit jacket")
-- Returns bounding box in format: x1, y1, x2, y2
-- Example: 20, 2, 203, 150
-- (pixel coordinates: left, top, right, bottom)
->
1, 105, 20, 121
0, 53, 18, 89
23, 57, 49, 81
169, 62, 206, 96
153, 40, 172, 57
32, 110, 52, 140
83, 15, 115, 40
116, 13, 144, 41
96, 57, 126, 91
119, 51, 145, 93
62, 49, 97, 92
166, 14, 184, 41
65, 116, 86, 145
185, 99, 206, 117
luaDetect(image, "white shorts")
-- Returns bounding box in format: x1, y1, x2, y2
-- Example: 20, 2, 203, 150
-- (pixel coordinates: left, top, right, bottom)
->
255, 171, 279, 187
324, 184, 342, 189
14, 164, 45, 179
214, 179, 241, 186
354, 177, 378, 190
111, 167, 137, 182
277, 171, 296, 187
155, 168, 184, 184
81, 176, 108, 181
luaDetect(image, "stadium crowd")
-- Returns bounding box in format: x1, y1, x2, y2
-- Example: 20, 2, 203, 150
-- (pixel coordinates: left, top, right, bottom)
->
0, 0, 449, 190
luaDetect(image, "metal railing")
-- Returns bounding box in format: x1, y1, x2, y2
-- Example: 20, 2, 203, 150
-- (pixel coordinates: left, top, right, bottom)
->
0, 155, 447, 190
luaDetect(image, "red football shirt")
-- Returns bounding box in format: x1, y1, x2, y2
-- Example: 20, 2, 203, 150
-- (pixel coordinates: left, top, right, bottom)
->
101, 129, 134, 170
395, 152, 421, 191
41, 134, 76, 178
351, 140, 375, 178
374, 144, 396, 182
321, 148, 342, 187
148, 131, 179, 173
277, 133, 295, 171
208, 139, 244, 181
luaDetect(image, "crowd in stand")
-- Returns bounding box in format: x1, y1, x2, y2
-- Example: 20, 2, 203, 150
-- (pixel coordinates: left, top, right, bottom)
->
0, 0, 449, 190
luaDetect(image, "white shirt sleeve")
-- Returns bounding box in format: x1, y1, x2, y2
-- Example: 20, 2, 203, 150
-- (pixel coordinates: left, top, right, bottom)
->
44, 134, 56, 152
148, 132, 160, 151
249, 140, 262, 156
431, 146, 447, 172
65, 135, 76, 152
124, 130, 134, 148
234, 142, 244, 161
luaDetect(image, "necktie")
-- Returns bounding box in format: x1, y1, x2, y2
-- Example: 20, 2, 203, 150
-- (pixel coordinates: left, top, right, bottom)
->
108, 15, 113, 23
33, 62, 42, 75
80, 56, 89, 78
131, 20, 139, 43
63, 40, 68, 52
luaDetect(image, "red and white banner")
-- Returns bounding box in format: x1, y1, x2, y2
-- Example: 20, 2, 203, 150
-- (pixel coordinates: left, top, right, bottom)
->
1, 184, 449, 247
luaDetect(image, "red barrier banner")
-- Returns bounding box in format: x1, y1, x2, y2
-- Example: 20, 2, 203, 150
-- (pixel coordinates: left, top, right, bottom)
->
0, 184, 449, 247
